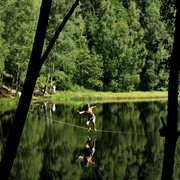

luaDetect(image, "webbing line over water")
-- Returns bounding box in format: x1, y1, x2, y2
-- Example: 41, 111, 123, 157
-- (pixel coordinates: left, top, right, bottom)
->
53, 119, 144, 135
53, 119, 87, 130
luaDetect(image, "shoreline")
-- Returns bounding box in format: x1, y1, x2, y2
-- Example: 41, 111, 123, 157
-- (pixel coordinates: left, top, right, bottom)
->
35, 91, 169, 103
0, 91, 170, 111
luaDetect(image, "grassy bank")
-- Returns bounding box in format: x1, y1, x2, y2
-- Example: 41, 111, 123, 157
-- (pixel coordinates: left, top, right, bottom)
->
0, 98, 19, 112
0, 91, 169, 112
36, 91, 168, 103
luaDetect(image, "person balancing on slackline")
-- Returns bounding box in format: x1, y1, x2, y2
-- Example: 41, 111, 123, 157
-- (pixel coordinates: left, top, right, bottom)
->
76, 103, 98, 132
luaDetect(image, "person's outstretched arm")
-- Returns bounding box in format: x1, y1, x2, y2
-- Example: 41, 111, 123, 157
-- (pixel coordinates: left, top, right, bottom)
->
91, 103, 101, 109
76, 155, 84, 160
76, 110, 85, 114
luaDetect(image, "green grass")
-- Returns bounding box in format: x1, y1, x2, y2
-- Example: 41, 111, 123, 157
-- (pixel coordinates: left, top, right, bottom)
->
0, 98, 19, 112
35, 90, 168, 104
0, 91, 169, 111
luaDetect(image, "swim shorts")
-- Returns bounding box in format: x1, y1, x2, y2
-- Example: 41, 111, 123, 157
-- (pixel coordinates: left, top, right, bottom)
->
84, 147, 95, 157
87, 115, 96, 122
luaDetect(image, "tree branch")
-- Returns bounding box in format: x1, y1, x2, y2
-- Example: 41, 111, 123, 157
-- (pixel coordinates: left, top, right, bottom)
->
40, 0, 80, 67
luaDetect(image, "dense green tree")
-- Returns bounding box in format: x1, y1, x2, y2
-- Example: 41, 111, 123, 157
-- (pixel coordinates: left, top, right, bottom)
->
38, 0, 102, 91
0, 2, 9, 83
0, 21, 9, 83
81, 0, 128, 91
81, 1, 147, 92
139, 1, 172, 90
115, 1, 147, 91
0, 0, 176, 92
2, 0, 40, 93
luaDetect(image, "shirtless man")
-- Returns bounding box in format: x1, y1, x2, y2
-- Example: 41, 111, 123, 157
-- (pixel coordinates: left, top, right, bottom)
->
77, 103, 97, 132
76, 136, 97, 167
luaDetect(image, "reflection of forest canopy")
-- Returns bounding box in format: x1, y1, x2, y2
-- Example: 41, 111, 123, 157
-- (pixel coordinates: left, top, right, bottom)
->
0, 0, 176, 92
1, 102, 179, 179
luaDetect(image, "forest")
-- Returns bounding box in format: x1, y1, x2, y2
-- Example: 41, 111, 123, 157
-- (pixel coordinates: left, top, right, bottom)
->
0, 1, 180, 179
0, 0, 176, 93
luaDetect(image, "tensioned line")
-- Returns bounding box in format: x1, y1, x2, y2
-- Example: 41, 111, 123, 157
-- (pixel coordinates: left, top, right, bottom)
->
52, 119, 144, 135
53, 119, 87, 130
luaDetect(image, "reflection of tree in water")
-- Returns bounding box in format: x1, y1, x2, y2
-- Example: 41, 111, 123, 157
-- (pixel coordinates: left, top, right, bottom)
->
2, 102, 180, 179
161, 2, 180, 179
10, 107, 46, 180
0, 109, 15, 157
138, 103, 164, 179
39, 103, 84, 179
100, 103, 139, 179
100, 103, 166, 179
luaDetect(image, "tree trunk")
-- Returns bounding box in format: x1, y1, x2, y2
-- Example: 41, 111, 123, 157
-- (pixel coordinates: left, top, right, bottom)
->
161, 1, 180, 179
0, 0, 80, 178
0, 0, 81, 178
15, 71, 20, 97
0, 0, 52, 179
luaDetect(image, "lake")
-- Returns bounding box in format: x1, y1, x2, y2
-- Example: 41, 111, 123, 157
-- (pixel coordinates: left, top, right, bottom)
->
0, 101, 180, 180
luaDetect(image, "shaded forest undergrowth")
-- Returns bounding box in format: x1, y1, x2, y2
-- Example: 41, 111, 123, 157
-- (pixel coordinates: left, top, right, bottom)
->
0, 86, 16, 98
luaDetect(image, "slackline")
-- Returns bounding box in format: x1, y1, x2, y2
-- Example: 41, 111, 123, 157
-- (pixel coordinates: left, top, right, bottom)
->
52, 119, 144, 135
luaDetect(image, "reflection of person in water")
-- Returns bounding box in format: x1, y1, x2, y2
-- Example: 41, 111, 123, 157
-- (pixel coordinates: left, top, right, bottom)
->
76, 136, 97, 167
76, 104, 97, 132
52, 103, 56, 112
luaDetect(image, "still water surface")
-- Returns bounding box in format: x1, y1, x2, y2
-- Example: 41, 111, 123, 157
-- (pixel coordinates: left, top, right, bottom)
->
1, 101, 180, 180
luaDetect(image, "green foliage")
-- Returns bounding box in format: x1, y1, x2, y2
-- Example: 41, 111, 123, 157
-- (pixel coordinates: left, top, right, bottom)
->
0, 0, 175, 92
0, 3, 9, 81
139, 2, 172, 90
1, 0, 40, 88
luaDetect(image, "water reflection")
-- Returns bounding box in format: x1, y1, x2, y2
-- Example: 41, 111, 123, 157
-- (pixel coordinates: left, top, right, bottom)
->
0, 101, 180, 179
75, 136, 97, 167
0, 109, 16, 160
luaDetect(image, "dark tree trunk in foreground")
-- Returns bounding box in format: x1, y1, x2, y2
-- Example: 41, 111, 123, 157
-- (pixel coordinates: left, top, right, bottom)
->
0, 0, 80, 179
0, 1, 53, 179
161, 1, 180, 179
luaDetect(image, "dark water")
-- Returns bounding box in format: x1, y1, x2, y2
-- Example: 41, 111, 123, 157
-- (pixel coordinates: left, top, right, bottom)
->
0, 101, 180, 180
